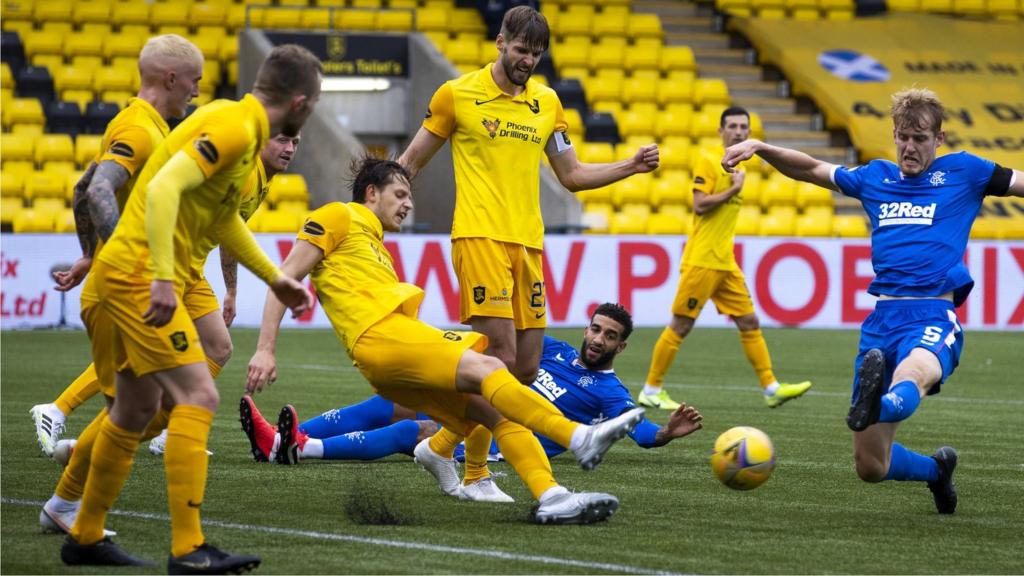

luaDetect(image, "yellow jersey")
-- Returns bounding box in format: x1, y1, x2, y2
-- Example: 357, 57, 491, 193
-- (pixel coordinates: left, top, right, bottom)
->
99, 94, 270, 285
94, 97, 170, 211
422, 64, 568, 250
682, 149, 759, 271
297, 202, 424, 354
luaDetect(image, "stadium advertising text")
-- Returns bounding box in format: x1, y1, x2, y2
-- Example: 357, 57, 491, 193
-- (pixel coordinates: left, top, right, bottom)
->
264, 32, 408, 77
2, 235, 1022, 331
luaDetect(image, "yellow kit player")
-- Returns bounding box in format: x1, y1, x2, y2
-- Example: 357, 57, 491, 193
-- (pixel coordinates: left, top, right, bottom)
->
641, 106, 812, 410
59, 45, 321, 573
245, 157, 645, 524
398, 6, 659, 500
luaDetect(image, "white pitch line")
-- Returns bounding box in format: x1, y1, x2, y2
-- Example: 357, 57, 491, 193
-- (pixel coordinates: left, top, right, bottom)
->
1, 498, 685, 575
662, 383, 1024, 406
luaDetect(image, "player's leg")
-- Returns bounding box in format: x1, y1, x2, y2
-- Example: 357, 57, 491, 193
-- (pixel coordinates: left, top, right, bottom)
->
641, 266, 714, 409
298, 395, 402, 438
274, 403, 432, 463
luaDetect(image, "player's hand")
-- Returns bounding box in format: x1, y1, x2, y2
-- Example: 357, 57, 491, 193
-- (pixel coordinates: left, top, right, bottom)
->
665, 403, 703, 439
730, 170, 746, 190
144, 280, 178, 327
270, 276, 314, 318
222, 291, 237, 327
632, 144, 660, 173
53, 257, 92, 292
246, 349, 278, 394
722, 139, 762, 172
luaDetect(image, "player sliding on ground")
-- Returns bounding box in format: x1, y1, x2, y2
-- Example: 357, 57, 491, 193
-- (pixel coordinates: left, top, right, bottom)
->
245, 158, 645, 524
240, 304, 704, 503
722, 87, 1024, 514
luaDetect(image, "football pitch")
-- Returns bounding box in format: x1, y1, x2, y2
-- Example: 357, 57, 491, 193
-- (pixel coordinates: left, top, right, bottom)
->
2, 326, 1022, 574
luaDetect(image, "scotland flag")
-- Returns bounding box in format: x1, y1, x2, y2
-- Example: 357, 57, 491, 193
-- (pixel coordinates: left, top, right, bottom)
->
818, 50, 891, 82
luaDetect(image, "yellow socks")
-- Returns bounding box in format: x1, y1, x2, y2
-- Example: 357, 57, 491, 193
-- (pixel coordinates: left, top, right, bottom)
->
71, 417, 141, 545
462, 425, 493, 485
142, 409, 171, 442
480, 369, 577, 448
55, 407, 107, 502
205, 357, 222, 379
645, 327, 683, 387
165, 405, 214, 557
54, 363, 102, 416
428, 426, 462, 458
739, 328, 776, 387
492, 419, 557, 500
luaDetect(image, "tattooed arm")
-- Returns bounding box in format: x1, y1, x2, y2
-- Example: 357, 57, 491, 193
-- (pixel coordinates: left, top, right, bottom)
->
56, 161, 131, 291
220, 247, 239, 326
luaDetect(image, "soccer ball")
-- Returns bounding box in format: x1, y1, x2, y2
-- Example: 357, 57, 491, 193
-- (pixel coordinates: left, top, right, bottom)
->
52, 439, 76, 469
710, 426, 775, 490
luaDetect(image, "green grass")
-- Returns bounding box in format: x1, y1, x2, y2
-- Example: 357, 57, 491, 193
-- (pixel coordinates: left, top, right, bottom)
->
2, 326, 1023, 574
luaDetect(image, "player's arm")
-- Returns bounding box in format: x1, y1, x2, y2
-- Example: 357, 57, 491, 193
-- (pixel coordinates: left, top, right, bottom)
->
397, 127, 447, 180
692, 172, 744, 215
722, 139, 836, 190
546, 138, 659, 192
1008, 169, 1024, 198
219, 247, 239, 327
630, 403, 703, 448
56, 161, 131, 292
246, 239, 324, 394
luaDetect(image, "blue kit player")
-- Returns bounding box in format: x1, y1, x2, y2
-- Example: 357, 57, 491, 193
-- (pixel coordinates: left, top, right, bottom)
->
723, 88, 1024, 514
239, 303, 704, 500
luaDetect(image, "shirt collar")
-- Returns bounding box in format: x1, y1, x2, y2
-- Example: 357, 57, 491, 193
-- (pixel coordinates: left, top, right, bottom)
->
348, 202, 384, 240
129, 97, 170, 135
240, 93, 271, 153
480, 63, 533, 103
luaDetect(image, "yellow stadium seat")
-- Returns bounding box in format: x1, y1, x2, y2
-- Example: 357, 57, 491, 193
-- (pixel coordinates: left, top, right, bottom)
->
647, 211, 689, 235
64, 33, 104, 60
690, 110, 719, 140
190, 3, 227, 27
157, 25, 190, 37
99, 90, 130, 108
753, 0, 787, 17
53, 207, 76, 233
2, 133, 36, 163
94, 65, 137, 94
737, 171, 762, 206
376, 10, 413, 31
32, 196, 66, 214
44, 161, 76, 179
40, 21, 73, 36
591, 13, 628, 37
621, 77, 658, 105
34, 134, 74, 165
582, 203, 613, 234
734, 205, 760, 236
610, 209, 649, 235
34, 1, 72, 23
245, 208, 265, 232
627, 13, 663, 39
624, 40, 661, 71
267, 174, 308, 205
1, 62, 13, 90
833, 214, 868, 237
920, 0, 953, 10
351, 0, 383, 7
3, 162, 35, 189
260, 7, 304, 29
3, 19, 34, 37
653, 106, 690, 139
416, 7, 449, 31
24, 171, 66, 201
795, 182, 834, 209
612, 174, 654, 206
62, 89, 94, 111
659, 140, 693, 172
592, 100, 622, 119
72, 0, 110, 25
450, 8, 485, 34
760, 206, 795, 236
693, 79, 731, 108
3, 0, 34, 22
563, 107, 583, 135
52, 65, 92, 95
659, 46, 697, 74
577, 186, 614, 206
445, 38, 479, 66
760, 174, 797, 208
588, 38, 626, 70
618, 109, 656, 139
1, 196, 25, 227
953, 0, 988, 13
651, 171, 692, 207
582, 74, 621, 104
553, 42, 589, 72
189, 35, 222, 65
2, 170, 27, 199
557, 5, 595, 36
795, 211, 833, 237
276, 200, 308, 217
335, 9, 376, 30
986, 0, 1020, 19
111, 2, 150, 26
13, 208, 59, 233
150, 2, 190, 28
22, 30, 63, 58
577, 142, 615, 164
658, 76, 694, 106
225, 4, 248, 31
64, 171, 82, 201
201, 60, 222, 92
3, 98, 45, 129
969, 217, 1003, 240
103, 34, 143, 61
1001, 217, 1024, 240
258, 210, 302, 233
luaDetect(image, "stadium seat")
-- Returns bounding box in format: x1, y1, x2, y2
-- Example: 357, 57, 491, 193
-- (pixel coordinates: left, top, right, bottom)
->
267, 174, 309, 206
735, 205, 761, 236
759, 206, 796, 236
34, 134, 74, 165
553, 42, 589, 73
190, 2, 227, 28
334, 9, 376, 30
552, 78, 587, 115
2, 167, 27, 200
659, 140, 692, 172
760, 174, 797, 208
102, 35, 142, 61
647, 209, 690, 235
587, 38, 626, 70
47, 101, 83, 136
64, 33, 104, 61
577, 185, 614, 206
1, 196, 25, 228
921, 0, 953, 10
84, 101, 119, 134
739, 172, 763, 206
621, 77, 658, 105
591, 13, 628, 37
54, 207, 76, 233
110, 1, 150, 26
609, 209, 649, 235
886, 0, 921, 10
75, 134, 102, 167
53, 65, 93, 96
693, 79, 731, 108
3, 97, 45, 129
445, 38, 480, 67
986, 0, 1020, 19
658, 76, 694, 107
24, 171, 66, 201
71, 0, 108, 19
795, 209, 833, 237
275, 200, 309, 218
582, 74, 622, 105
624, 39, 661, 71
376, 10, 413, 32
259, 210, 302, 233
99, 90, 132, 109
450, 9, 485, 35
577, 142, 615, 164
34, 2, 72, 24
150, 2, 190, 28
788, 0, 821, 18
93, 66, 137, 94
15, 65, 54, 104
795, 182, 833, 209
64, 171, 82, 201
833, 214, 869, 237
13, 207, 58, 233
581, 203, 612, 234
627, 13, 664, 39
651, 171, 692, 207
259, 7, 304, 29
953, 0, 988, 13
584, 112, 619, 143
617, 109, 656, 139
1, 61, 13, 91
416, 7, 449, 32
2, 133, 36, 163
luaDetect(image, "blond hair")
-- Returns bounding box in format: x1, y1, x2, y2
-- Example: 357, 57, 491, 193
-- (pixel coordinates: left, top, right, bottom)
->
138, 34, 203, 82
890, 88, 944, 134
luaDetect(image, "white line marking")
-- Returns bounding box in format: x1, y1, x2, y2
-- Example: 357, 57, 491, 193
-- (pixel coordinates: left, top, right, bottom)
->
662, 383, 1024, 405
1, 498, 685, 575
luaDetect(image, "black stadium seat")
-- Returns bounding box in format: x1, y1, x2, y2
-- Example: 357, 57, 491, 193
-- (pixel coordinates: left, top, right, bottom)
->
84, 101, 120, 134
1, 31, 25, 75
15, 65, 55, 105
47, 100, 84, 136
584, 112, 620, 144
550, 77, 587, 117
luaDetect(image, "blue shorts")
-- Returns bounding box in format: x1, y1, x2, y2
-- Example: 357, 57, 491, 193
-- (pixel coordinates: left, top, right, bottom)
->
852, 299, 964, 402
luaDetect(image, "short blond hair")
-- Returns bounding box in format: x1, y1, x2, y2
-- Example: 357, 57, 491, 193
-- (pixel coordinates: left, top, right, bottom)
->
138, 34, 204, 73
890, 88, 944, 134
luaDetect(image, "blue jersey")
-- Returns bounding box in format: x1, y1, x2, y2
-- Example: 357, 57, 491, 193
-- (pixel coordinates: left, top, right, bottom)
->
531, 337, 659, 456
831, 151, 1003, 305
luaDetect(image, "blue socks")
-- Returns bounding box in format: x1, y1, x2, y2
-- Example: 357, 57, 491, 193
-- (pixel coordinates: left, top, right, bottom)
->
299, 395, 397, 438
879, 380, 921, 423
884, 442, 939, 482
322, 420, 420, 460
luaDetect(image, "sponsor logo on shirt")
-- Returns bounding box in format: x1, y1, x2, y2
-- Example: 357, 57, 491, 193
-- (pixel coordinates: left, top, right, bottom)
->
303, 220, 325, 236
878, 201, 937, 226
109, 141, 134, 158
532, 368, 567, 402
194, 135, 219, 164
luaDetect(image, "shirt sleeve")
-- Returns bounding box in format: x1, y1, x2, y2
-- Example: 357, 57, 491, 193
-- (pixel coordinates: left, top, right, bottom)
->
629, 418, 661, 448
422, 82, 456, 139
183, 116, 253, 178
296, 203, 351, 256
831, 164, 865, 199
960, 152, 1004, 197
98, 123, 154, 177
692, 152, 717, 195
552, 94, 568, 134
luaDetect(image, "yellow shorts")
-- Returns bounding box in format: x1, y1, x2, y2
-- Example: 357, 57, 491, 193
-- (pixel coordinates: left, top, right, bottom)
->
671, 265, 755, 319
183, 276, 220, 320
81, 297, 117, 397
352, 312, 487, 436
452, 237, 546, 329
86, 261, 206, 380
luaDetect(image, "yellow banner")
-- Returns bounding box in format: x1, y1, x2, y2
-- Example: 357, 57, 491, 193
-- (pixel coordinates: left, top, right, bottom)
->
738, 14, 1024, 167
